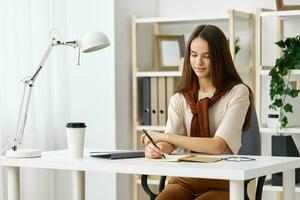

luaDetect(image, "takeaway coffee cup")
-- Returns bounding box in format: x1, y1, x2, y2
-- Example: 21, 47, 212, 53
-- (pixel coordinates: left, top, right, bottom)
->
66, 122, 86, 158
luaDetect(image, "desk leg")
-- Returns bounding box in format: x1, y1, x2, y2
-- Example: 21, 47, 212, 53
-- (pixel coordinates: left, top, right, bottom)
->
7, 167, 20, 200
283, 169, 295, 200
229, 180, 244, 200
74, 171, 85, 200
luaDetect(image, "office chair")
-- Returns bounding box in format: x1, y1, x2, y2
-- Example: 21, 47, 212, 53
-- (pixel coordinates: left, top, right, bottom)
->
141, 106, 266, 200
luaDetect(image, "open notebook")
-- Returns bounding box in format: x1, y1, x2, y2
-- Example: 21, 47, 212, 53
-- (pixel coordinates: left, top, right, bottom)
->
89, 150, 145, 159
147, 154, 222, 163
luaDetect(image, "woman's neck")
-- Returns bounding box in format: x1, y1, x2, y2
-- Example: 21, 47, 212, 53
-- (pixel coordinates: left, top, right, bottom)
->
198, 78, 215, 93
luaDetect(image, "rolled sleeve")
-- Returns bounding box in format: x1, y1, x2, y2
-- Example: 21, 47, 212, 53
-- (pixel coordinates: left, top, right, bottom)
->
214, 85, 250, 154
165, 94, 186, 136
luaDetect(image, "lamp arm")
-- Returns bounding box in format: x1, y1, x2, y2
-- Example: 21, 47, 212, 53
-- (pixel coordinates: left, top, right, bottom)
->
30, 38, 58, 81
11, 38, 58, 151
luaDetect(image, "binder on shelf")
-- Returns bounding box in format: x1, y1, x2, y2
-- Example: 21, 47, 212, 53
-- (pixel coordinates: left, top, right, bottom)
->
150, 77, 158, 125
158, 77, 167, 125
142, 78, 151, 125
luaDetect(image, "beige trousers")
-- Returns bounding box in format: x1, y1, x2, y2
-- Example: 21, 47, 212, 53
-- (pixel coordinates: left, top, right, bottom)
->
156, 177, 229, 200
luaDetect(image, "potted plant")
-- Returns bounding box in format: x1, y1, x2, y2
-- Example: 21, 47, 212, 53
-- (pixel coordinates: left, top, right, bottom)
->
269, 35, 300, 185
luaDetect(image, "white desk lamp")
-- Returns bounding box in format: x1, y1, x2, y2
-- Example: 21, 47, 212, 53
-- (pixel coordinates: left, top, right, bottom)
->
1, 31, 110, 158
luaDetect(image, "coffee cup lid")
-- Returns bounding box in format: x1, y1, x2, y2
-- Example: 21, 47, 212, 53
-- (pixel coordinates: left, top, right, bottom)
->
66, 122, 86, 128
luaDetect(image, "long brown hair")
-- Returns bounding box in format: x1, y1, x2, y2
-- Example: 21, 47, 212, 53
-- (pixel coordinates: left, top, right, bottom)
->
176, 25, 247, 93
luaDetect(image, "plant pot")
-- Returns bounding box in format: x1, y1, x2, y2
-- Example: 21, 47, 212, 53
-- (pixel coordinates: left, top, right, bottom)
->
271, 135, 300, 186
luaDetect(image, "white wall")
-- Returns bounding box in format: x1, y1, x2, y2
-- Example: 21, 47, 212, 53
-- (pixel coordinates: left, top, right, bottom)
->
64, 0, 159, 199
65, 0, 116, 199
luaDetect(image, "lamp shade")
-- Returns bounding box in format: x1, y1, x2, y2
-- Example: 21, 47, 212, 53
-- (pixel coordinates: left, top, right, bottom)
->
80, 31, 110, 53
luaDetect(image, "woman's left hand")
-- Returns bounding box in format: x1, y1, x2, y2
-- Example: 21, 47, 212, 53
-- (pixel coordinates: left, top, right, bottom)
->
140, 131, 166, 146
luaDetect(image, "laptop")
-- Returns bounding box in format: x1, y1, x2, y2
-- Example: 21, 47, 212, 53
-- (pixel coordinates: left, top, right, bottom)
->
89, 150, 145, 159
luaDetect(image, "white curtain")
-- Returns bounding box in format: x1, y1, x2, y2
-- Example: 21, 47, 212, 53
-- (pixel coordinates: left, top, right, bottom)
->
0, 0, 72, 199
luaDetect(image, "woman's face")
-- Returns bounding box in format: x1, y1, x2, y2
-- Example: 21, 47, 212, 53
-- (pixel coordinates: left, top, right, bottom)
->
190, 37, 211, 79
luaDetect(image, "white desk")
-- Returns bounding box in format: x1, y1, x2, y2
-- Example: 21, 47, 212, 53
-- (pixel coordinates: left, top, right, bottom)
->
1, 150, 300, 200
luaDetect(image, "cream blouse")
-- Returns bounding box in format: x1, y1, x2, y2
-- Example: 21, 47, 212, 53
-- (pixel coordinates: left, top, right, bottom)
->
165, 84, 250, 154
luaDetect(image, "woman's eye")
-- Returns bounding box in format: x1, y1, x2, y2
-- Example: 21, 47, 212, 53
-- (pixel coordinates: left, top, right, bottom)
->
204, 55, 210, 59
191, 54, 197, 57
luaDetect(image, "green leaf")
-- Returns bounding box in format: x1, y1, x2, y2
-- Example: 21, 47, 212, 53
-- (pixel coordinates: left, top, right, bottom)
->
269, 67, 279, 77
285, 38, 292, 48
290, 89, 300, 98
273, 99, 283, 107
270, 90, 276, 100
275, 57, 283, 68
295, 50, 300, 60
283, 103, 293, 113
276, 40, 285, 48
280, 116, 288, 129
282, 67, 289, 76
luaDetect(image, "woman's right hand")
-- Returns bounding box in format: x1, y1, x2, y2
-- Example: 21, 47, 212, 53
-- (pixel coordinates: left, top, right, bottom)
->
144, 143, 165, 159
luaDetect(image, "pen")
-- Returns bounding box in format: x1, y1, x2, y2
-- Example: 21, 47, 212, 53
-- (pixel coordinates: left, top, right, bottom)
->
142, 129, 166, 159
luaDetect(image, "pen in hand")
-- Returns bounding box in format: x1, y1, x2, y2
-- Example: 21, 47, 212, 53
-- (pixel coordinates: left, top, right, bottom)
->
142, 129, 166, 159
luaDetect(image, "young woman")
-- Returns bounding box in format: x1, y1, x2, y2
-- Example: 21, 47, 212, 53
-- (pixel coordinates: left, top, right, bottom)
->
140, 25, 253, 200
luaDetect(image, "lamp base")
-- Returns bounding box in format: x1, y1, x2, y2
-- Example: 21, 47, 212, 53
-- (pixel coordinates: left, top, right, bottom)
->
6, 149, 41, 158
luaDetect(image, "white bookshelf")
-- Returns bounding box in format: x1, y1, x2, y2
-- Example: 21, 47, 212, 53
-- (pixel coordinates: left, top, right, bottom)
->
256, 8, 300, 197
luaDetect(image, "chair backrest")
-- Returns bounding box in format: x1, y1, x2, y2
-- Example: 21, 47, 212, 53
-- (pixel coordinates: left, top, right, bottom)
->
238, 106, 261, 156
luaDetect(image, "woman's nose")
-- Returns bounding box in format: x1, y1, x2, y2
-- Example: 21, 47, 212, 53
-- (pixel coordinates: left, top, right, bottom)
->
196, 56, 203, 65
